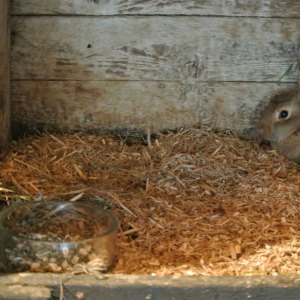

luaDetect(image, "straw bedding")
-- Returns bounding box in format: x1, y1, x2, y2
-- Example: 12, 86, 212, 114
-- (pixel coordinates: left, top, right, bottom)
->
1, 127, 300, 276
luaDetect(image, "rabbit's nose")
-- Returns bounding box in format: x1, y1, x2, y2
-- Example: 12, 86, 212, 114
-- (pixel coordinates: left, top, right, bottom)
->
258, 121, 273, 141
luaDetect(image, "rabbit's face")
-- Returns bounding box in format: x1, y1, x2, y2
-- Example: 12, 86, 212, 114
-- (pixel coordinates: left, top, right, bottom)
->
258, 90, 300, 142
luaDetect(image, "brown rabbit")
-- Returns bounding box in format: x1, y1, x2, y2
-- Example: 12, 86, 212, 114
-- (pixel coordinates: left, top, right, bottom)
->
258, 88, 300, 162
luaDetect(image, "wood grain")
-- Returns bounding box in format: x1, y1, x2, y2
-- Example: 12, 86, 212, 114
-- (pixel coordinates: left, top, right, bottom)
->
0, 285, 51, 300
11, 0, 300, 17
10, 3, 300, 136
2, 273, 300, 300
0, 0, 10, 146
11, 17, 300, 82
11, 81, 296, 135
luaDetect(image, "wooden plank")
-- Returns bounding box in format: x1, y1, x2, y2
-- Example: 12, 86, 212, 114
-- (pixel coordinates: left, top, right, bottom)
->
11, 17, 300, 82
0, 285, 51, 300
11, 0, 300, 17
0, 0, 10, 146
2, 274, 300, 300
5, 272, 300, 288
11, 81, 296, 136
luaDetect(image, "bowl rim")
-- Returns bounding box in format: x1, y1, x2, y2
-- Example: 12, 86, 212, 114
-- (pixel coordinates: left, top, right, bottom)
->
0, 200, 119, 244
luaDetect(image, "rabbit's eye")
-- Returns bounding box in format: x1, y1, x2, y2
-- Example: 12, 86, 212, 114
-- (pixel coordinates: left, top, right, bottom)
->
278, 110, 289, 119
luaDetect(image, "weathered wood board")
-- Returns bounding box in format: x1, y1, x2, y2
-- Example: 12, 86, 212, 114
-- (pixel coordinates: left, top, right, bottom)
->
11, 81, 295, 135
10, 14, 300, 135
9, 2, 300, 136
11, 0, 300, 17
2, 273, 300, 300
0, 0, 10, 146
0, 284, 51, 300
11, 17, 300, 82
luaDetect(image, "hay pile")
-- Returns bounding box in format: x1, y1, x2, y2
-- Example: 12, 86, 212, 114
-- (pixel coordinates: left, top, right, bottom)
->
1, 127, 300, 276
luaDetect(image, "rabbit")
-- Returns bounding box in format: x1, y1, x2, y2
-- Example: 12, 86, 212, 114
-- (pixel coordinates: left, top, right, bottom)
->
258, 87, 300, 162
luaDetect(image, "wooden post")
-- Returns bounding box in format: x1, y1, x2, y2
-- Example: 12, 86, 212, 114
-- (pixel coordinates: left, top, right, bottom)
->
0, 0, 10, 146
298, 49, 300, 84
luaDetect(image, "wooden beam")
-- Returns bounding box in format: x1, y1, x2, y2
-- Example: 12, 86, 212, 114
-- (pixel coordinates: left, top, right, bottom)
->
11, 0, 300, 17
11, 81, 296, 136
11, 17, 300, 82
0, 0, 10, 146
0, 285, 51, 300
2, 273, 300, 300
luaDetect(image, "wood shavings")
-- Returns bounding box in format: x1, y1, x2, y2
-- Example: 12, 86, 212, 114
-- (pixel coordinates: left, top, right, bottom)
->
1, 127, 300, 276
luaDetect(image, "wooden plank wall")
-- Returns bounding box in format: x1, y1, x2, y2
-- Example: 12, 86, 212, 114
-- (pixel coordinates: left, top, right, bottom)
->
10, 0, 300, 137
0, 0, 10, 145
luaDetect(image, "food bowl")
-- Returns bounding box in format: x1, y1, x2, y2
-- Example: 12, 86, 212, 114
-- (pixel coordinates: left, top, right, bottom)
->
0, 200, 118, 273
